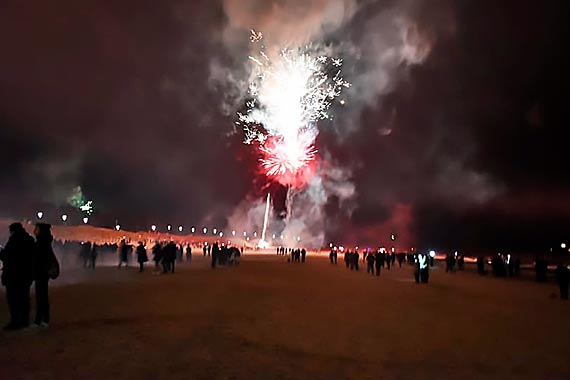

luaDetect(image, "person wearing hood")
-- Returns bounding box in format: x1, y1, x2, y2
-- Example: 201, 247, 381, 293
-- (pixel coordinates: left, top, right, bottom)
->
32, 223, 58, 328
0, 222, 35, 330
136, 242, 148, 272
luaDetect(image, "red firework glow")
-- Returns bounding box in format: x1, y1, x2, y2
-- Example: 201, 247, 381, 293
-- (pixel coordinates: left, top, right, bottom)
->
260, 135, 318, 188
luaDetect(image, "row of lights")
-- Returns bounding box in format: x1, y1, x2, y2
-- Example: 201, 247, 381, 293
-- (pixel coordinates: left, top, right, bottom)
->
37, 211, 89, 225
36, 211, 302, 241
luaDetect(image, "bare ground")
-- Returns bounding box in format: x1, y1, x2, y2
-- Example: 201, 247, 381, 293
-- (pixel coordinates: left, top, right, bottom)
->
0, 254, 569, 380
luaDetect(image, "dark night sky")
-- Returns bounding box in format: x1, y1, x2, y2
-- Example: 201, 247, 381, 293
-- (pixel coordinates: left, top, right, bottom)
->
1, 0, 569, 251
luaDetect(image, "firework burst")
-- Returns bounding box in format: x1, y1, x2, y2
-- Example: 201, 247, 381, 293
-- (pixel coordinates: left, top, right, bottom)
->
236, 31, 349, 188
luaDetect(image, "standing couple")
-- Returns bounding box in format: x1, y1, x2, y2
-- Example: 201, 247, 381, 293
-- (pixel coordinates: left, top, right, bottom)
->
0, 222, 59, 331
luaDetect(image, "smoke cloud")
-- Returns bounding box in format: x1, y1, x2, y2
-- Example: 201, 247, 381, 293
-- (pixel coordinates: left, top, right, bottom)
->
213, 0, 441, 247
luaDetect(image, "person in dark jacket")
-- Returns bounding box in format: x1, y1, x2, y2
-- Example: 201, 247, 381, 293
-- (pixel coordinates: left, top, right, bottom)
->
118, 239, 129, 268
556, 262, 569, 300
374, 250, 382, 276
32, 223, 58, 328
136, 242, 148, 272
366, 252, 375, 275
0, 222, 35, 330
152, 242, 162, 274
301, 248, 307, 263
211, 242, 220, 268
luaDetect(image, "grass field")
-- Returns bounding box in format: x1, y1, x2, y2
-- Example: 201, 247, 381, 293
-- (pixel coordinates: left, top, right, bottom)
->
1, 254, 569, 379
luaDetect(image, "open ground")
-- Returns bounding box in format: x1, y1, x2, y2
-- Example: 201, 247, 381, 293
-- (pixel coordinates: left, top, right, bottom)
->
1, 254, 569, 380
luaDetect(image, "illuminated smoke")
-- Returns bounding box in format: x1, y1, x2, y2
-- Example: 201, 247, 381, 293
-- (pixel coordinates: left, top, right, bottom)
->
215, 0, 437, 247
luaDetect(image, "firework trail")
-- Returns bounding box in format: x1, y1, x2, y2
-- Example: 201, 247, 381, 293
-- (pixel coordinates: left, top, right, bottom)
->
236, 29, 350, 189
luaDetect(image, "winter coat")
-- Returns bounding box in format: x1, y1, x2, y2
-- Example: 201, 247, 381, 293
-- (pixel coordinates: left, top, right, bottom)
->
0, 229, 35, 286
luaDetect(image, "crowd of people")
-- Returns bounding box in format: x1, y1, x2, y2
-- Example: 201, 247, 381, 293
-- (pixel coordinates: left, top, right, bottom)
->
335, 248, 430, 283
0, 223, 59, 331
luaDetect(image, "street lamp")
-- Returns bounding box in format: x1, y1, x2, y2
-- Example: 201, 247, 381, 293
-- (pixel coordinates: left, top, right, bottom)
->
83, 217, 89, 224
243, 231, 247, 237
213, 228, 217, 235
151, 224, 157, 232
191, 226, 195, 233
203, 227, 207, 234
61, 214, 68, 222
115, 224, 121, 231
37, 211, 44, 219
561, 243, 567, 249
219, 232, 223, 237
167, 224, 172, 232
232, 230, 236, 236
178, 225, 183, 232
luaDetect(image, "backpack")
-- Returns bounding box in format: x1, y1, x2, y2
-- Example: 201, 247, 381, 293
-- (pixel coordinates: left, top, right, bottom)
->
48, 251, 60, 280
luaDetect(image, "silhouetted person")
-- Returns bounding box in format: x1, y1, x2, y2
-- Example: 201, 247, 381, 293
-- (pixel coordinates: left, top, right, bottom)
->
32, 223, 58, 328
118, 239, 129, 268
203, 245, 207, 256
366, 252, 375, 275
186, 244, 192, 262
344, 250, 349, 268
445, 254, 453, 273
535, 255, 548, 282
211, 242, 220, 268
80, 242, 91, 268
152, 242, 162, 273
398, 253, 404, 268
555, 263, 569, 300
301, 248, 306, 263
163, 242, 176, 273
374, 251, 382, 276
207, 245, 211, 256
477, 256, 486, 275
89, 243, 98, 270
329, 249, 334, 264
457, 255, 465, 271
354, 251, 360, 271
136, 242, 148, 272
0, 223, 35, 330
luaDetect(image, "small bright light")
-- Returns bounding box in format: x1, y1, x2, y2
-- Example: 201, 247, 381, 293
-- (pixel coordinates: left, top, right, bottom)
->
61, 214, 68, 222
561, 243, 567, 249
253, 231, 257, 237
83, 217, 89, 224
390, 234, 396, 241
339, 246, 344, 252
178, 225, 183, 232
191, 226, 196, 233
232, 230, 236, 236
219, 232, 223, 237
243, 231, 247, 237
213, 228, 217, 235
454, 251, 458, 257
297, 236, 301, 242
329, 243, 333, 248
246, 237, 250, 241
272, 234, 276, 239
391, 247, 395, 253
280, 234, 284, 239
115, 224, 121, 231
429, 250, 436, 258
203, 227, 207, 234
151, 225, 157, 232
167, 225, 172, 231
339, 99, 345, 105
37, 211, 44, 219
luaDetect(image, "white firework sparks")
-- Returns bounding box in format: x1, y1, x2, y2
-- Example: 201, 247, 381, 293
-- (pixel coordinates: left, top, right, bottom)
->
236, 32, 350, 187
